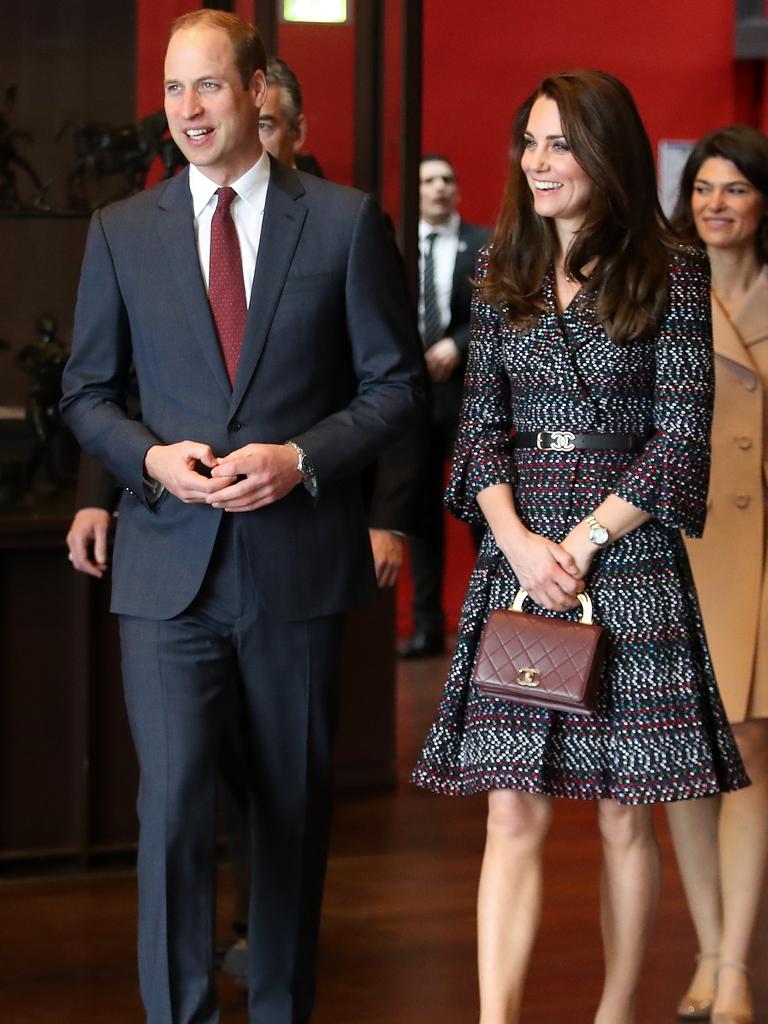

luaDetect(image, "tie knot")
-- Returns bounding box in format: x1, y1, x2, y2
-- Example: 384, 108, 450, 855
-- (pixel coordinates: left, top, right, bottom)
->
215, 186, 237, 213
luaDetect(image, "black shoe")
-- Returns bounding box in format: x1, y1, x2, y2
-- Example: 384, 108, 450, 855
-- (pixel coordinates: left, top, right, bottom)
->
397, 632, 445, 659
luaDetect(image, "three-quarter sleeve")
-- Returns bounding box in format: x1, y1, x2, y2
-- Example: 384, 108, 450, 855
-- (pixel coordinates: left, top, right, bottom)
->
614, 248, 714, 537
444, 255, 514, 524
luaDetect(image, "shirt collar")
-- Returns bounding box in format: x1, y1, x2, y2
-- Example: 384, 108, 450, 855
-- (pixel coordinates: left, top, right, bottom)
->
419, 212, 460, 241
189, 150, 271, 219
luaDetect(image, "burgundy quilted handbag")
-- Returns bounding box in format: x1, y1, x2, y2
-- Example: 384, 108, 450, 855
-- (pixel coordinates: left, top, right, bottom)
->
473, 590, 607, 716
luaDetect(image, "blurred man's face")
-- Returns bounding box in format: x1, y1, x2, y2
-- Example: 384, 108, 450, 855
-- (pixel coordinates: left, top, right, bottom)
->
419, 159, 459, 225
258, 84, 306, 167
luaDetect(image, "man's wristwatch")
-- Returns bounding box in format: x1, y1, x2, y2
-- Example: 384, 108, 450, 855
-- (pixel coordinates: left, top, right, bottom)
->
585, 514, 610, 546
285, 441, 318, 496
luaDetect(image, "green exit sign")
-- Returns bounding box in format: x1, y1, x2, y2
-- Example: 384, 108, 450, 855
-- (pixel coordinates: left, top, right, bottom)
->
282, 0, 350, 23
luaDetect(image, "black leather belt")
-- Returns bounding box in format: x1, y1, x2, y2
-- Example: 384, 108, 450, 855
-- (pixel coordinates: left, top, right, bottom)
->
514, 430, 645, 453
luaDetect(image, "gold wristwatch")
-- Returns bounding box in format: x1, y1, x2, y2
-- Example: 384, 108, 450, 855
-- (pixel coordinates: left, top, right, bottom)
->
586, 514, 610, 546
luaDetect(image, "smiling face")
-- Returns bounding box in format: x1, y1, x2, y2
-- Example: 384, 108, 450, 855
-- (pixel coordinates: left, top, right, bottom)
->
164, 25, 267, 185
520, 95, 593, 240
691, 156, 766, 254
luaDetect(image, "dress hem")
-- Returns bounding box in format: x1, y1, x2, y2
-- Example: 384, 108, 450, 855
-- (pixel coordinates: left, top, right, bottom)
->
410, 766, 750, 806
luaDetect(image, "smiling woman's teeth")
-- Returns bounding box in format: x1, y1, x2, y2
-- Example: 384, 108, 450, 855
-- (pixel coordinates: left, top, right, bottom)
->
534, 181, 562, 190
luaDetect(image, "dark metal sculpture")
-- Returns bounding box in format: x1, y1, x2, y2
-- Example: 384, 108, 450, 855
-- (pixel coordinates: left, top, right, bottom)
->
0, 86, 49, 211
63, 109, 187, 212
14, 314, 72, 490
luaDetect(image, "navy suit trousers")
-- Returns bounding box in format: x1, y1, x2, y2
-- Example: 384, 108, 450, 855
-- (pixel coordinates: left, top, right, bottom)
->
120, 515, 343, 1024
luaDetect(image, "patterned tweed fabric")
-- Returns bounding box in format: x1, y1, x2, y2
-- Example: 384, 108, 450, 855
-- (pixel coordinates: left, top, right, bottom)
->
412, 248, 750, 805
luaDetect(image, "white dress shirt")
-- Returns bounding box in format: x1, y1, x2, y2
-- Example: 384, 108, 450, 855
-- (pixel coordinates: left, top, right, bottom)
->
418, 212, 460, 339
189, 152, 271, 306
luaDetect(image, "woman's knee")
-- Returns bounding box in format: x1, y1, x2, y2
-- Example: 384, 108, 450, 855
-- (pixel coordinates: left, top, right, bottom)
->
733, 719, 768, 779
486, 789, 553, 844
596, 799, 655, 849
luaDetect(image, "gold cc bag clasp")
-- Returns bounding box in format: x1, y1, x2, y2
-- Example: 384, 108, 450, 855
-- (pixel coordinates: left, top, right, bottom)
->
509, 590, 595, 686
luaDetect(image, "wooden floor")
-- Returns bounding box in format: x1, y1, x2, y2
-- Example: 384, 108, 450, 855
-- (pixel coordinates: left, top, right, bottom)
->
1, 652, 766, 1024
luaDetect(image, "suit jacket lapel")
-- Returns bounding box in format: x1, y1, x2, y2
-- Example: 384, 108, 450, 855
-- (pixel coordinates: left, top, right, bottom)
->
452, 222, 471, 284
711, 292, 758, 374
229, 157, 307, 413
732, 266, 768, 350
156, 169, 232, 401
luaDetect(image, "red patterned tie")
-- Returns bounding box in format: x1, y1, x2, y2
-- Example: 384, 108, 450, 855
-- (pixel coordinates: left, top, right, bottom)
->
209, 186, 247, 386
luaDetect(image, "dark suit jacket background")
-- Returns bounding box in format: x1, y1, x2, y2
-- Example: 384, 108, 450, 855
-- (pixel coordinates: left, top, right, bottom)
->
429, 220, 491, 438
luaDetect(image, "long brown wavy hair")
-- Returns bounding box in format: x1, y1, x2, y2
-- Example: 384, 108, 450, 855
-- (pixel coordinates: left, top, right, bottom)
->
482, 70, 677, 343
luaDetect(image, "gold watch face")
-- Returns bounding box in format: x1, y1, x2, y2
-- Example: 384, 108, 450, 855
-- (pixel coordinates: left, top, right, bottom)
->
589, 524, 609, 545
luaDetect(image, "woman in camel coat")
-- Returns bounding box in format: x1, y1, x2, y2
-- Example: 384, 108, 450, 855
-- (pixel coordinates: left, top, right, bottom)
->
668, 125, 768, 1024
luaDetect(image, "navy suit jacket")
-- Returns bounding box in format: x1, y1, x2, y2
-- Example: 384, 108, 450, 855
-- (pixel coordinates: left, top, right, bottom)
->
429, 219, 490, 434
61, 157, 424, 621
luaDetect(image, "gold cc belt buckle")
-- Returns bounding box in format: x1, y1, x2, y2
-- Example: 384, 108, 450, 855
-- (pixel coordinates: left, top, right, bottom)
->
536, 429, 575, 452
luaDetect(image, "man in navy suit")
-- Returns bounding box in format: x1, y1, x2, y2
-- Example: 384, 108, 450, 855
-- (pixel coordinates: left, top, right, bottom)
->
60, 12, 423, 1023
398, 155, 489, 659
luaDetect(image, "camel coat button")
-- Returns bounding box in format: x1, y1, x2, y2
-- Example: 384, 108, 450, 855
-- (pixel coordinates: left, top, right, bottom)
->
737, 435, 753, 450
742, 377, 757, 392
734, 493, 751, 509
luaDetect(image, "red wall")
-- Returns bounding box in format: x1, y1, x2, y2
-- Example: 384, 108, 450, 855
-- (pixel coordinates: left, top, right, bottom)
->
421, 0, 744, 226
137, 1, 764, 228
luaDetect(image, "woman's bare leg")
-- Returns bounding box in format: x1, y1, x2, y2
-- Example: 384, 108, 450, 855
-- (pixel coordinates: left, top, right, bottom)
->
713, 718, 768, 1020
477, 789, 553, 1024
594, 800, 660, 1024
665, 795, 722, 1009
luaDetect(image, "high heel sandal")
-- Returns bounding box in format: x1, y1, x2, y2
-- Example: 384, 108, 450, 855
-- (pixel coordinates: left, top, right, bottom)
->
677, 951, 719, 1020
711, 961, 754, 1024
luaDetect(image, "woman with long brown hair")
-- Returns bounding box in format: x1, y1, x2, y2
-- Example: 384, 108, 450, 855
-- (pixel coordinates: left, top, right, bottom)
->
666, 125, 768, 1024
413, 71, 748, 1024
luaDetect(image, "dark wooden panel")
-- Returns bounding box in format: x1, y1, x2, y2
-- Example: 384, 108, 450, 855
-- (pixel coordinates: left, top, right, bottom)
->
0, 519, 87, 855
1, 0, 136, 406
336, 587, 397, 790
0, 217, 92, 406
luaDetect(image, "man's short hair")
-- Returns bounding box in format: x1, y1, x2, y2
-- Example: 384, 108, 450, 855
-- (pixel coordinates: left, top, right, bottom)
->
266, 57, 304, 129
171, 10, 266, 88
420, 154, 457, 177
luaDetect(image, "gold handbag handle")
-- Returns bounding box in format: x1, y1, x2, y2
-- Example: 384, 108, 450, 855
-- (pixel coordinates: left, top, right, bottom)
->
510, 589, 594, 625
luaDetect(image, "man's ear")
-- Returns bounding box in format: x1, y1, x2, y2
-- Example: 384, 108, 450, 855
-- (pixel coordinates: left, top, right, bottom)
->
250, 69, 268, 108
293, 113, 308, 153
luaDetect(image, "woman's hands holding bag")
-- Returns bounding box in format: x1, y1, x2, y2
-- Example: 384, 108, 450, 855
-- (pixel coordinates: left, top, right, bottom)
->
496, 526, 585, 612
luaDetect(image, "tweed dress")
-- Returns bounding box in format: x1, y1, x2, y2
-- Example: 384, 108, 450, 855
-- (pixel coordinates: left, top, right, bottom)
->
412, 248, 749, 805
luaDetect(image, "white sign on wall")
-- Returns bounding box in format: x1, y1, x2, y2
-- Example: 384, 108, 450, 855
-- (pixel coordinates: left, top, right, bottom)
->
282, 0, 350, 23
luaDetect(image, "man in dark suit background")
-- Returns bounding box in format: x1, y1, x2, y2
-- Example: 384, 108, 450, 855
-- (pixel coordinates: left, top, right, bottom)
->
60, 12, 423, 1024
398, 155, 490, 659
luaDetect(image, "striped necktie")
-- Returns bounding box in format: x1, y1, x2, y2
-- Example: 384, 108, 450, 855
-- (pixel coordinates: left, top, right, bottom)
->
421, 231, 443, 348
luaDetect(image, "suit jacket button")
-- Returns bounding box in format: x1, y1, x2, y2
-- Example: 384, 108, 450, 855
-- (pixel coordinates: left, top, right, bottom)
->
735, 493, 751, 509
743, 377, 757, 392
736, 435, 753, 450
230, 420, 241, 431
